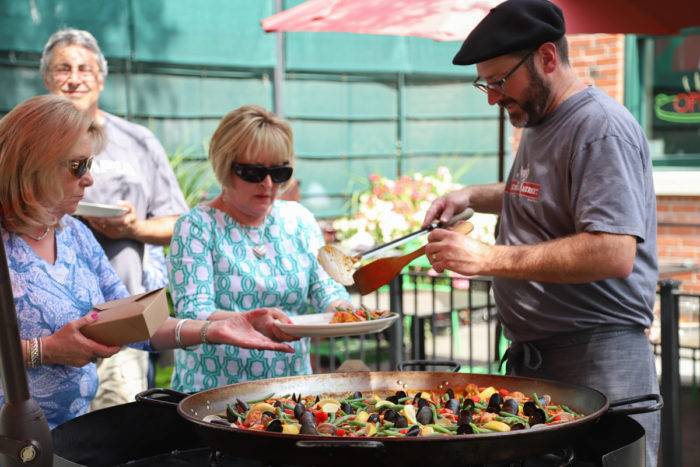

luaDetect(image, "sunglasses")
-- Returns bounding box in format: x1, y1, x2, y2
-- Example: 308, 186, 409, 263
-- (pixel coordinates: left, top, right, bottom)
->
232, 163, 293, 184
67, 157, 94, 178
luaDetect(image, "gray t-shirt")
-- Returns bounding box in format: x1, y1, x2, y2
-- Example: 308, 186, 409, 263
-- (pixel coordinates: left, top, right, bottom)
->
494, 87, 658, 342
81, 112, 188, 294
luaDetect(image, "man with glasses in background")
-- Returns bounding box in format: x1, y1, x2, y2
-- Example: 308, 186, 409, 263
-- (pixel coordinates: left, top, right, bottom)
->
41, 28, 188, 410
423, 0, 660, 465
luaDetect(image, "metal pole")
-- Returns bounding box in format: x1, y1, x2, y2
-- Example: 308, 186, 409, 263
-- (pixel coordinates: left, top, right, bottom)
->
659, 279, 681, 467
388, 276, 404, 370
273, 0, 285, 117
498, 106, 505, 182
0, 237, 52, 466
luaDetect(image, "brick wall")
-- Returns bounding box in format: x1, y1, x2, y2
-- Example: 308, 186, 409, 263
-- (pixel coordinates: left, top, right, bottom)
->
657, 196, 700, 293
509, 34, 700, 293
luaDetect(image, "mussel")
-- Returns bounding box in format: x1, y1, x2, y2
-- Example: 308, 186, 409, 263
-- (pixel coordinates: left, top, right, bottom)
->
266, 419, 283, 432
417, 398, 430, 410
387, 390, 407, 404
457, 423, 474, 435
528, 408, 547, 426
445, 398, 460, 413
487, 392, 503, 413
294, 402, 306, 420
234, 398, 249, 413
501, 398, 519, 415
261, 411, 277, 425
225, 404, 238, 423
394, 415, 408, 428
340, 401, 355, 415
461, 398, 475, 412
300, 424, 318, 435
446, 388, 455, 400
383, 409, 399, 423
511, 423, 526, 431
522, 401, 539, 417
406, 425, 421, 437
416, 405, 433, 425
413, 392, 423, 405
457, 409, 472, 426
300, 411, 316, 427
209, 418, 231, 427
352, 391, 363, 400
367, 413, 380, 424
316, 423, 337, 435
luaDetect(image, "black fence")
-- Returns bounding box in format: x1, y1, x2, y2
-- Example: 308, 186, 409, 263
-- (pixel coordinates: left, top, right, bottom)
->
310, 273, 700, 467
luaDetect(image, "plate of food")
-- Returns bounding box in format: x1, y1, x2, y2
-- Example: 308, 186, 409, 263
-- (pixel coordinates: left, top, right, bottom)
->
74, 202, 128, 218
275, 307, 398, 338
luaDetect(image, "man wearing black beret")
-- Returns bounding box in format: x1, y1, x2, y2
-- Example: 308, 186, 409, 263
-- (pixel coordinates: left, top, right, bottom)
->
424, 0, 660, 465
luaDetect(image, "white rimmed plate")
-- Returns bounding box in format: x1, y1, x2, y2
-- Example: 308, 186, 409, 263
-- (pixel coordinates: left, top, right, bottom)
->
275, 312, 399, 338
75, 202, 128, 218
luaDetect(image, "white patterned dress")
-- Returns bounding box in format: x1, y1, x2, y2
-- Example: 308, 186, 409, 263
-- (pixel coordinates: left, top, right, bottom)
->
0, 216, 150, 428
168, 201, 349, 392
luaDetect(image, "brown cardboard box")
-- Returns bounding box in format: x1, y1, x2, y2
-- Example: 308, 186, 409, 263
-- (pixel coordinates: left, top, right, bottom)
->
81, 288, 169, 346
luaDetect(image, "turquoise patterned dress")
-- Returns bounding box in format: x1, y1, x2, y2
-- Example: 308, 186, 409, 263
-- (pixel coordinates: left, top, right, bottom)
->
168, 201, 349, 392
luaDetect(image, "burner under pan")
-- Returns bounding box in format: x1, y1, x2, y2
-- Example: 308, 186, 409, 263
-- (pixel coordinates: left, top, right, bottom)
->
52, 401, 645, 467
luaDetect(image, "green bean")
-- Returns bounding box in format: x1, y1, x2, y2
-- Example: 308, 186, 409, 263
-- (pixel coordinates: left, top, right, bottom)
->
246, 392, 275, 404
532, 393, 545, 411
349, 420, 366, 427
561, 405, 577, 415
333, 414, 353, 426
429, 424, 453, 434
431, 405, 439, 423
498, 411, 528, 423
398, 396, 413, 403
380, 429, 402, 436
474, 402, 487, 410
328, 412, 336, 424
342, 397, 365, 403
283, 403, 295, 411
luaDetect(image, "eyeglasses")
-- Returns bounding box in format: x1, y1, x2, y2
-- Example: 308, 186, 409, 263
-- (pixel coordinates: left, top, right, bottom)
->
232, 163, 293, 184
67, 157, 94, 178
50, 65, 99, 82
472, 50, 535, 95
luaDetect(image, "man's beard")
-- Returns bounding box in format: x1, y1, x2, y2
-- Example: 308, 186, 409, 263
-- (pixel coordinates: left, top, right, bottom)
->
501, 68, 551, 128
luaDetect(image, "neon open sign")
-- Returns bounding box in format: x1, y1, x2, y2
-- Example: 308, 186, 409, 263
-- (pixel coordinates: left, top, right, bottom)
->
654, 72, 700, 124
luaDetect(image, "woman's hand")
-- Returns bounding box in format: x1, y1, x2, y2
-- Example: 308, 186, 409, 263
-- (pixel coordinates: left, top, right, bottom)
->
42, 312, 122, 367
206, 309, 297, 353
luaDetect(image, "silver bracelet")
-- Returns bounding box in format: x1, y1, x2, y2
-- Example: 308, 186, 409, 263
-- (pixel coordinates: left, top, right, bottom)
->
200, 321, 212, 345
28, 338, 41, 368
174, 319, 189, 349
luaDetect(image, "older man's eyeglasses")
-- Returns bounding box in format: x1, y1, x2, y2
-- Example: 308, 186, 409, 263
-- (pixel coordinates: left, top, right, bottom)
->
50, 65, 98, 82
67, 157, 94, 178
232, 163, 293, 184
472, 50, 535, 94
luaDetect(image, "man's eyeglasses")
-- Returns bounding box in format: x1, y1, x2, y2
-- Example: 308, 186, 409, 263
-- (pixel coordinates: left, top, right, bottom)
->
67, 157, 94, 178
232, 163, 293, 184
472, 50, 535, 94
50, 65, 98, 82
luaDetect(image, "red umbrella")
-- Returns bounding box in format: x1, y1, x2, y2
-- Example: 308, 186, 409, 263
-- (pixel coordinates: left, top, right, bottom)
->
262, 0, 700, 40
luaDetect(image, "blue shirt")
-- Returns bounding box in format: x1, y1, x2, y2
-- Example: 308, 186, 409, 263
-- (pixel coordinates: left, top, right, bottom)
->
0, 216, 144, 428
168, 201, 349, 392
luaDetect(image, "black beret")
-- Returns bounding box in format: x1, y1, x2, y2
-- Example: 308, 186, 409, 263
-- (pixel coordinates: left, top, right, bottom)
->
453, 0, 565, 66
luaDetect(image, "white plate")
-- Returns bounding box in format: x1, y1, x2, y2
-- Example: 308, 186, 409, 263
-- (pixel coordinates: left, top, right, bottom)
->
74, 202, 128, 218
275, 312, 399, 338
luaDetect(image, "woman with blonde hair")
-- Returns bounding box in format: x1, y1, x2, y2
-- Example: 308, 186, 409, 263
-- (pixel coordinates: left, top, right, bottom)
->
168, 105, 351, 392
0, 95, 296, 427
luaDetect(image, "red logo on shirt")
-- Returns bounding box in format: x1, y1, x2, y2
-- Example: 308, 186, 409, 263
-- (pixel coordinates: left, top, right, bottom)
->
505, 180, 541, 201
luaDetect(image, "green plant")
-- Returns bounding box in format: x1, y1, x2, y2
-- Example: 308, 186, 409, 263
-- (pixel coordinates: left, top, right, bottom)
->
168, 147, 218, 208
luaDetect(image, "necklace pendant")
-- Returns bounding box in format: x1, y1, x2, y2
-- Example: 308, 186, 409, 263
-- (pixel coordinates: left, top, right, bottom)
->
252, 245, 266, 259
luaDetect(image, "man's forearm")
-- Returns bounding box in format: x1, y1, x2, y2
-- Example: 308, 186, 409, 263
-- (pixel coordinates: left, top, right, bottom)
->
132, 215, 179, 245
464, 183, 505, 214
484, 232, 636, 283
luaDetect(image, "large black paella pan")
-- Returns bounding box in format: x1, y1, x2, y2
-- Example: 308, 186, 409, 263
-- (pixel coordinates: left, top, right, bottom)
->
137, 362, 661, 466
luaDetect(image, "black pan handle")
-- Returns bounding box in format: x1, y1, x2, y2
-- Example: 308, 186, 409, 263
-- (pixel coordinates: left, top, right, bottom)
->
606, 393, 663, 416
135, 388, 189, 408
397, 360, 461, 372
296, 440, 384, 452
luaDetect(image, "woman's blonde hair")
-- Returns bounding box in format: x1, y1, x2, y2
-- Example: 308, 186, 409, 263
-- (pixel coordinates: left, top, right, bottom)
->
0, 94, 103, 235
209, 105, 294, 188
